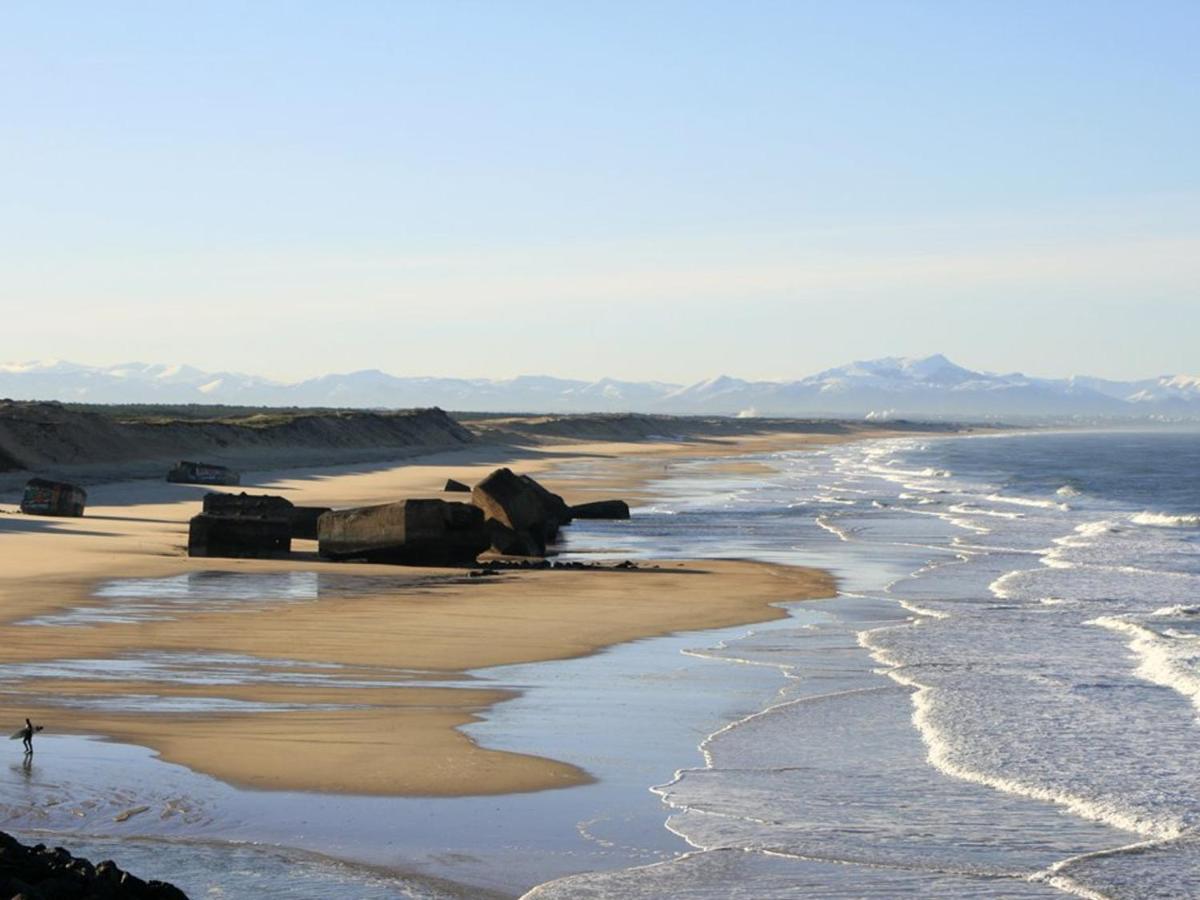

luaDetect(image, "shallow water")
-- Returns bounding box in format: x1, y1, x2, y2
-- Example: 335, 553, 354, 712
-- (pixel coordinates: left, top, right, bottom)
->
0, 614, 838, 896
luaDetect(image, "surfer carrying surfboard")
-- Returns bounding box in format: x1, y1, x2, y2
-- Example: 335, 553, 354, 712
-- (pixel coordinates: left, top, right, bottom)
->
14, 718, 41, 755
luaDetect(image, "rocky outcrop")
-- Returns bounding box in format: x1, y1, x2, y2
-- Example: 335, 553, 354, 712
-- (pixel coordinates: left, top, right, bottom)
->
443, 478, 471, 492
19, 478, 87, 517
471, 469, 571, 557
570, 499, 630, 519
187, 514, 292, 559
318, 499, 488, 565
0, 831, 187, 899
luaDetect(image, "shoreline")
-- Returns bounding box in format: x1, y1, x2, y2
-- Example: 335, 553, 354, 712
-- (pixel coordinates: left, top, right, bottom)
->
0, 430, 850, 798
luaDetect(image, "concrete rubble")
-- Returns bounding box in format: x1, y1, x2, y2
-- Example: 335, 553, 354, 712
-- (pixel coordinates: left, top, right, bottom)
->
167, 460, 241, 486
20, 478, 88, 517
182, 470, 629, 566
318, 499, 488, 564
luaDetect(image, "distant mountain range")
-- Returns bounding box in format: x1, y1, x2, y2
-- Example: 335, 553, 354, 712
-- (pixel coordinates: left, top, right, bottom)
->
3, 356, 1199, 421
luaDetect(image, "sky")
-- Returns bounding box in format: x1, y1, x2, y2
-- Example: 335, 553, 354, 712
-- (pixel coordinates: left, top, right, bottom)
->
1, 1, 1197, 383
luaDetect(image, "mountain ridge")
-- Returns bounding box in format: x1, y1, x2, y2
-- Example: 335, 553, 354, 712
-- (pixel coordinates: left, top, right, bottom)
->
2, 356, 1198, 421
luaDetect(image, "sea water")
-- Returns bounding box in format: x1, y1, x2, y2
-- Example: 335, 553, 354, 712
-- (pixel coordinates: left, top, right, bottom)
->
529, 429, 1200, 898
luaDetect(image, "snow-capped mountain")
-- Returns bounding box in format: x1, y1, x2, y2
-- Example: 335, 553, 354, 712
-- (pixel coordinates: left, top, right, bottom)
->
1072, 373, 1200, 407
664, 354, 1147, 418
2, 356, 1198, 420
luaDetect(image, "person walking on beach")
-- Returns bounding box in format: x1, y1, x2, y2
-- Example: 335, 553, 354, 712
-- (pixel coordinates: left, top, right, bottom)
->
17, 718, 40, 755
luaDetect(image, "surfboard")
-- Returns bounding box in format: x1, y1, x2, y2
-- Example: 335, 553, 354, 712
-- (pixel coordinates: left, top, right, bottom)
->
9, 726, 41, 740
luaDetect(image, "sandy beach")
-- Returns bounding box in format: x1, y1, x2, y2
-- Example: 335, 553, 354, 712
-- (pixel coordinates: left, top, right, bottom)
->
0, 431, 844, 798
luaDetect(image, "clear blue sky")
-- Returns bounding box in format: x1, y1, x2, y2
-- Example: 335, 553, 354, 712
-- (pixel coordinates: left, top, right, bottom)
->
2, 1, 1196, 382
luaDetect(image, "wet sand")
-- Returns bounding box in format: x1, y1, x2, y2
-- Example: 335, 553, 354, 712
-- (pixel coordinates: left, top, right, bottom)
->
0, 433, 845, 797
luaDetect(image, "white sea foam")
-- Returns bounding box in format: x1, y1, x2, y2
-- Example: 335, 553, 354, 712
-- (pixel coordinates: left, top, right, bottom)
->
814, 494, 857, 505
1037, 832, 1200, 900
988, 569, 1026, 600
1090, 614, 1200, 714
1130, 511, 1200, 528
814, 515, 854, 542
1070, 520, 1119, 540
948, 503, 1023, 520
1148, 604, 1200, 618
985, 493, 1068, 511
862, 632, 1188, 841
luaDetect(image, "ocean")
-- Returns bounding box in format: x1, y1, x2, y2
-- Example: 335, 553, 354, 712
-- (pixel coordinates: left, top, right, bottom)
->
531, 428, 1200, 898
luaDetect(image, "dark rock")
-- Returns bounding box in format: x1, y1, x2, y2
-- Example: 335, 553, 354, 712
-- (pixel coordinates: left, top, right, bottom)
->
32, 872, 87, 898
0, 832, 187, 899
318, 499, 488, 565
147, 880, 189, 900
471, 469, 571, 557
166, 460, 240, 486
187, 513, 291, 559
443, 478, 471, 493
118, 870, 147, 892
569, 499, 630, 520
19, 479, 87, 517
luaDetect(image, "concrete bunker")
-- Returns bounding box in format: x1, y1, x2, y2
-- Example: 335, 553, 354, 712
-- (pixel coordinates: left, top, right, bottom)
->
20, 478, 88, 517
319, 499, 488, 565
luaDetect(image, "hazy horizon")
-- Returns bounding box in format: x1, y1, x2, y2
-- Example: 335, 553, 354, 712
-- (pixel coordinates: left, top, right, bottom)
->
3, 2, 1197, 382
1, 350, 1197, 386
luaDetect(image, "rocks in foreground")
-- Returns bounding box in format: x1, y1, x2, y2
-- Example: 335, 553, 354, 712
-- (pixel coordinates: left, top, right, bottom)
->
318, 499, 489, 564
0, 831, 187, 899
19, 478, 87, 517
443, 478, 470, 492
570, 499, 631, 520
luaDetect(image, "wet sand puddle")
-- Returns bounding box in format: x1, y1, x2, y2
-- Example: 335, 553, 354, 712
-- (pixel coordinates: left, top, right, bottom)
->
18, 570, 457, 627
4, 571, 478, 715
0, 650, 471, 714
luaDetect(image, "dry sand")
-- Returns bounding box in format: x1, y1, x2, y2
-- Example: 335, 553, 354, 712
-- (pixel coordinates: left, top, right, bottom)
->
0, 432, 850, 796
